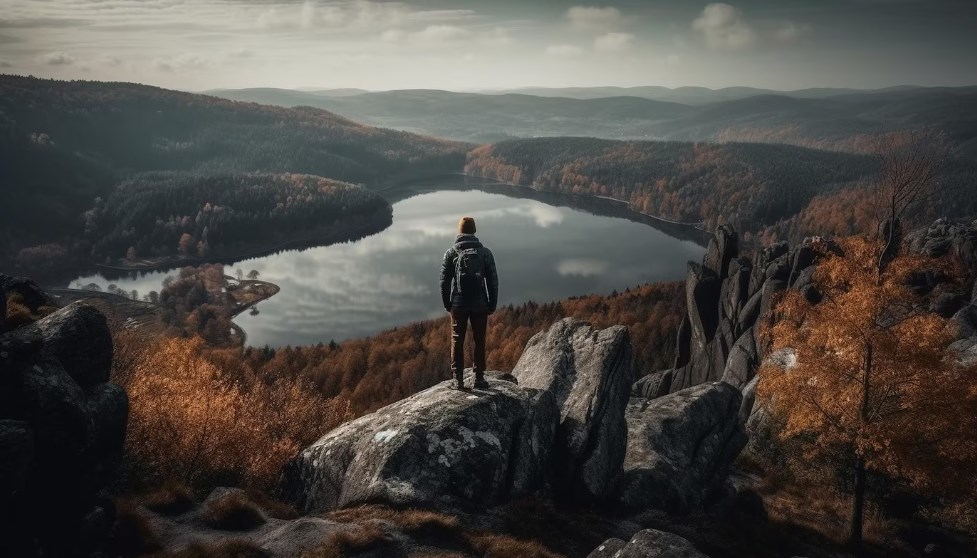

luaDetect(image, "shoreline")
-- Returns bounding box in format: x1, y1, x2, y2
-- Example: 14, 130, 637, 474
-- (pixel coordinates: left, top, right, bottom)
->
88, 209, 392, 277
459, 172, 709, 229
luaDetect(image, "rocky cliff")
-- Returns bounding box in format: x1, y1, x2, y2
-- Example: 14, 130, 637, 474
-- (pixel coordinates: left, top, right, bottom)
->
285, 318, 745, 526
0, 275, 128, 557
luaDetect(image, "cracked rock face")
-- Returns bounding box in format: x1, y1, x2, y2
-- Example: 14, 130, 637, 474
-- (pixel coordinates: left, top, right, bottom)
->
512, 318, 633, 503
282, 378, 557, 513
617, 382, 746, 512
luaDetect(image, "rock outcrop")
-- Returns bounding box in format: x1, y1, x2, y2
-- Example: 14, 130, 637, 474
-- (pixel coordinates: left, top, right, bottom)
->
0, 276, 128, 557
617, 383, 746, 512
588, 529, 710, 558
283, 377, 558, 513
512, 318, 633, 502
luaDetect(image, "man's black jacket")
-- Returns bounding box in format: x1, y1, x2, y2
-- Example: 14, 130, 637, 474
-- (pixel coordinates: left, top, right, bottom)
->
440, 233, 499, 312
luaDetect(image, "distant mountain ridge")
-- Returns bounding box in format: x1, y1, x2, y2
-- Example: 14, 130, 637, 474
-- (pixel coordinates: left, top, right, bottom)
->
206, 85, 977, 152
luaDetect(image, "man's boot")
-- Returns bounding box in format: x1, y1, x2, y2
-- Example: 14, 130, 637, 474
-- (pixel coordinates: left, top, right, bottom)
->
453, 371, 466, 390
473, 372, 489, 389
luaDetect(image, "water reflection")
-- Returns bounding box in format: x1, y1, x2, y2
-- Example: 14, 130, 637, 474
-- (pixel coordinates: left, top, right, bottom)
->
70, 189, 704, 347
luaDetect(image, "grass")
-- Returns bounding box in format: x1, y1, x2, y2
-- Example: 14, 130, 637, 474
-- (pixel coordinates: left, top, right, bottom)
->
201, 492, 267, 532
110, 500, 163, 556
301, 522, 392, 558
143, 483, 197, 516
158, 540, 270, 558
313, 505, 565, 558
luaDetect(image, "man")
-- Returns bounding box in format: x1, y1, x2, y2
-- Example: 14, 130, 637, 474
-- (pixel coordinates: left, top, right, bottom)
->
440, 216, 499, 390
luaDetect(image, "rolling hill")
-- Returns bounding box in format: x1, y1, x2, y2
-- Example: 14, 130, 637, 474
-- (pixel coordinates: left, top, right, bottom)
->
207, 85, 977, 152
0, 75, 468, 272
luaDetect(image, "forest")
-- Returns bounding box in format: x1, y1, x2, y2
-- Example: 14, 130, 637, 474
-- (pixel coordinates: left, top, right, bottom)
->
0, 75, 468, 274
85, 172, 391, 263
466, 136, 977, 245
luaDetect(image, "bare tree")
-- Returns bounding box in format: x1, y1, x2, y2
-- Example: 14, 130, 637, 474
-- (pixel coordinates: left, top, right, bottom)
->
871, 128, 951, 272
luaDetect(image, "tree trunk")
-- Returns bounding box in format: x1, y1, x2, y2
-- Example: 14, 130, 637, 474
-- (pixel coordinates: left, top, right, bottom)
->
850, 457, 867, 550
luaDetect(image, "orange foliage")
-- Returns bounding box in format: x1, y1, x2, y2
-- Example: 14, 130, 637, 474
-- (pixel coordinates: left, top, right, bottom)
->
759, 236, 977, 540
114, 333, 350, 491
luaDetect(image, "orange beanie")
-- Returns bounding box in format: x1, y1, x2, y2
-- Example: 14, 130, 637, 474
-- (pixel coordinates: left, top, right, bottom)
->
458, 216, 476, 234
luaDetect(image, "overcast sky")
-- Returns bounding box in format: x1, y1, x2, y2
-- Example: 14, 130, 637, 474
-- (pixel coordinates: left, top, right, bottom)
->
2, 0, 975, 91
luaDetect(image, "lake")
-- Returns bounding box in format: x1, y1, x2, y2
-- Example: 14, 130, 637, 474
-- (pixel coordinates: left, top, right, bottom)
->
69, 183, 706, 347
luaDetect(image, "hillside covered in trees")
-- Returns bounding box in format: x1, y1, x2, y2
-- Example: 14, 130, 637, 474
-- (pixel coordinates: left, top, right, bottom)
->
466, 136, 977, 244
85, 172, 390, 264
0, 75, 468, 274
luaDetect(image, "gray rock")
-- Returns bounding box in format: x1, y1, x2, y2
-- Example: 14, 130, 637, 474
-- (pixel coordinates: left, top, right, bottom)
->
587, 537, 628, 557
704, 225, 738, 280
588, 529, 710, 558
29, 302, 113, 388
737, 289, 763, 332
673, 315, 692, 369
283, 378, 557, 513
951, 305, 977, 339
720, 331, 758, 390
20, 356, 95, 460
0, 420, 34, 496
686, 263, 721, 351
512, 318, 633, 502
618, 383, 746, 512
739, 375, 760, 425
633, 370, 673, 400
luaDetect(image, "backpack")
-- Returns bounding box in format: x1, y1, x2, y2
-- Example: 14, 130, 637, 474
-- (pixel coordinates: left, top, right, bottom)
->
455, 247, 485, 296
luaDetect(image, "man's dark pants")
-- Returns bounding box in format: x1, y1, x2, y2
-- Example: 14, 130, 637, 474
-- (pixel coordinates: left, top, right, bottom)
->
450, 308, 488, 381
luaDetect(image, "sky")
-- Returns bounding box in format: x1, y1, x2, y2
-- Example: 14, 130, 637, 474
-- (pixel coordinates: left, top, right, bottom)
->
1, 0, 975, 91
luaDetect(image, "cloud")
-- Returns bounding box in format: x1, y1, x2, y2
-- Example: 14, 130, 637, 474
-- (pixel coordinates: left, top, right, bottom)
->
545, 44, 583, 57
98, 55, 122, 66
412, 24, 469, 43
566, 6, 622, 30
692, 4, 810, 50
594, 32, 634, 52
774, 21, 812, 41
228, 47, 253, 59
153, 53, 209, 72
380, 28, 406, 42
41, 51, 75, 65
692, 3, 757, 50
0, 60, 12, 68
557, 259, 609, 277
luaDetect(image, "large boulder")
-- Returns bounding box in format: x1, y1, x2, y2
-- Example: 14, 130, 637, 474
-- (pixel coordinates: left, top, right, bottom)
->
587, 529, 710, 558
617, 383, 746, 512
28, 302, 113, 388
512, 318, 633, 502
0, 297, 127, 557
283, 378, 557, 513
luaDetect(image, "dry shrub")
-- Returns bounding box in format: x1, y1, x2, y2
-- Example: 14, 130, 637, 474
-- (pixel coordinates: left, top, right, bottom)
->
762, 485, 897, 547
161, 540, 270, 558
327, 505, 461, 536
467, 533, 564, 558
201, 492, 267, 531
4, 300, 34, 328
303, 522, 391, 558
110, 500, 162, 556
143, 483, 197, 516
321, 505, 565, 558
114, 332, 351, 491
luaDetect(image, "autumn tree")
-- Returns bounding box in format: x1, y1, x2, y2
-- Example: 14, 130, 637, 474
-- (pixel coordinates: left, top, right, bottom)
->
759, 236, 977, 548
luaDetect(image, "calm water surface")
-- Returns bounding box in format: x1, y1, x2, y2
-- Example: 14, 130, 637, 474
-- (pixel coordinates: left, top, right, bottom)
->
70, 188, 705, 346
